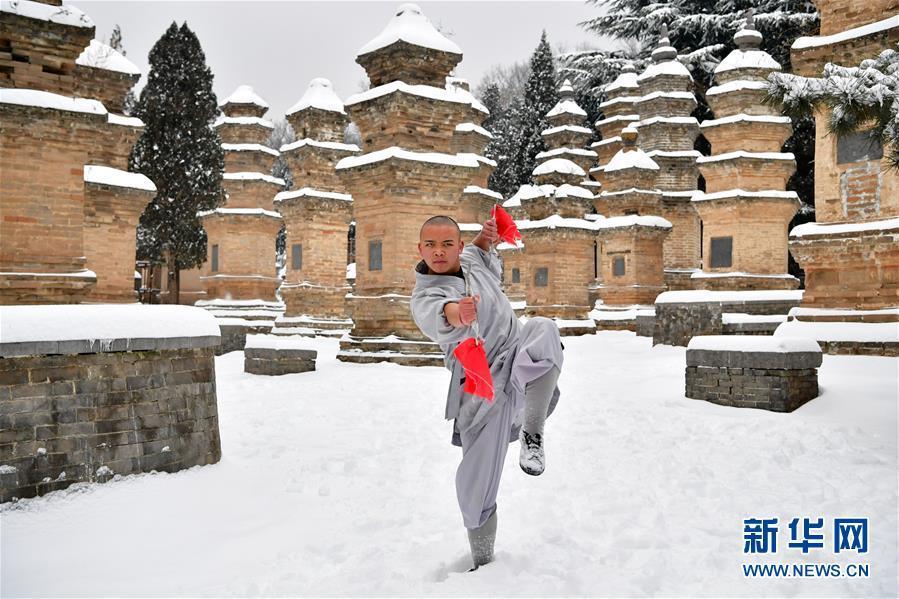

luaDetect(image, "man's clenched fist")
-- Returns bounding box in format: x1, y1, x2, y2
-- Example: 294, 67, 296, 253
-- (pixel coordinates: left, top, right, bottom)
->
459, 294, 480, 326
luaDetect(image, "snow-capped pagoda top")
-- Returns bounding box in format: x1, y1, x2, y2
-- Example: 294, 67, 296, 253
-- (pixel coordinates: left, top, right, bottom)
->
714, 11, 781, 83
604, 128, 660, 174
287, 78, 346, 116
546, 79, 588, 127
637, 24, 692, 90
0, 0, 93, 29
604, 63, 639, 95
220, 85, 270, 119
76, 39, 140, 76
355, 4, 463, 87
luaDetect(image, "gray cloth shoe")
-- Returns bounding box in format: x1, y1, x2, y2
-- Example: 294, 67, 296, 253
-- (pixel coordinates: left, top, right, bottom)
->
466, 507, 497, 571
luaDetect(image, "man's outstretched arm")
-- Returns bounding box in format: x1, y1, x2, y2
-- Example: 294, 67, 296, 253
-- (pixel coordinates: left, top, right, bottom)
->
444, 296, 479, 328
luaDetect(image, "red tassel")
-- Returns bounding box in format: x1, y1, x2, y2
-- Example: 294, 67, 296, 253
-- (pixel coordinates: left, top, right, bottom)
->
453, 338, 494, 402
492, 204, 523, 246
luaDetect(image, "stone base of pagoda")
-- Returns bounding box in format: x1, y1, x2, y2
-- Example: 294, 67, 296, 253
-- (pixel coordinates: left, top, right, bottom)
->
337, 335, 444, 366
201, 275, 280, 302
595, 284, 667, 307
523, 304, 595, 337
772, 306, 898, 357
691, 272, 800, 291
0, 271, 96, 305
664, 269, 699, 291
272, 314, 353, 339
281, 281, 351, 320
789, 218, 899, 310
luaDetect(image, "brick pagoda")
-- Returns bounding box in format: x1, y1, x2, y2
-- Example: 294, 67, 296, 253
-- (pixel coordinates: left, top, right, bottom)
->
693, 17, 801, 291
499, 80, 597, 333
632, 25, 702, 290
0, 0, 155, 304
335, 3, 494, 365
198, 85, 283, 302
274, 78, 359, 336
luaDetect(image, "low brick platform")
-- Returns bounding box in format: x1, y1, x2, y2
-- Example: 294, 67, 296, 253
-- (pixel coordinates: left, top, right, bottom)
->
243, 335, 316, 375
685, 335, 823, 412
0, 304, 222, 503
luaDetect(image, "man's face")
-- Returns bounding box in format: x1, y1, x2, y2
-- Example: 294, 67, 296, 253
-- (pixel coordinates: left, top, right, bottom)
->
418, 224, 463, 274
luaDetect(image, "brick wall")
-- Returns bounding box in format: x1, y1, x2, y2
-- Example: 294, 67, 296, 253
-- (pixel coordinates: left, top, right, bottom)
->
0, 346, 221, 503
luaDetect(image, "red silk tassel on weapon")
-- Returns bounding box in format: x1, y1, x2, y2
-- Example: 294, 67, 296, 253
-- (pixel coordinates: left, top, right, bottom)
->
452, 337, 494, 402
491, 204, 522, 246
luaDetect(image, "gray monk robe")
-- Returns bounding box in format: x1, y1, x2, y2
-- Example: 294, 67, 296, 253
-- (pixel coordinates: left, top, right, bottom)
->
410, 244, 564, 530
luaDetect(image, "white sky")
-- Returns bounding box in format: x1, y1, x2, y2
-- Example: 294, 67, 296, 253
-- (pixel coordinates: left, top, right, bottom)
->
77, 0, 612, 120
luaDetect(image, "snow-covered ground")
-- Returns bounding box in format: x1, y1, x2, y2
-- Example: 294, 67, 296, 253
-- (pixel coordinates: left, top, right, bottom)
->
2, 332, 896, 597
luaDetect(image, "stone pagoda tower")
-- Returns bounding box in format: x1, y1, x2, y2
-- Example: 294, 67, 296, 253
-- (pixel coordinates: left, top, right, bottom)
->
590, 63, 642, 212
199, 85, 283, 301
274, 78, 360, 335
499, 80, 597, 333
594, 128, 671, 306
0, 0, 155, 304
693, 16, 800, 291
335, 3, 494, 365
632, 25, 702, 289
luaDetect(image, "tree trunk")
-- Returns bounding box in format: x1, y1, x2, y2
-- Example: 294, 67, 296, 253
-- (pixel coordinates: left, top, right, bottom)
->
172, 266, 181, 305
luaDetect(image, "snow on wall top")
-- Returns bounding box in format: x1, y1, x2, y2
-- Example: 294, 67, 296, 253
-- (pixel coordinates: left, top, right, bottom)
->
336, 147, 494, 170
536, 147, 597, 160
274, 187, 353, 203
596, 214, 671, 230
774, 320, 898, 343
715, 50, 781, 74
696, 150, 795, 163
84, 165, 156, 192
455, 122, 493, 138
705, 79, 769, 96
245, 334, 316, 351
694, 189, 799, 202
595, 114, 639, 127
357, 3, 462, 57
687, 335, 821, 353
76, 39, 141, 75
790, 217, 899, 238
345, 80, 487, 113
462, 185, 503, 200
604, 148, 659, 172
286, 78, 346, 116
197, 208, 282, 219
516, 215, 600, 232
792, 15, 899, 50
655, 289, 803, 304
637, 59, 692, 81
223, 172, 286, 186
0, 0, 93, 28
219, 85, 270, 109
221, 143, 279, 156
701, 114, 792, 127
541, 124, 592, 136
0, 304, 220, 345
280, 138, 360, 153
546, 99, 587, 118
213, 115, 274, 129
107, 113, 143, 127
0, 88, 106, 115
532, 158, 585, 177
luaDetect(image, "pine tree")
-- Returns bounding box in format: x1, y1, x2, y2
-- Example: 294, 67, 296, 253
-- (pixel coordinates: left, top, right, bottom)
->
486, 97, 526, 197
130, 22, 224, 304
768, 46, 899, 169
479, 83, 502, 131
518, 31, 559, 188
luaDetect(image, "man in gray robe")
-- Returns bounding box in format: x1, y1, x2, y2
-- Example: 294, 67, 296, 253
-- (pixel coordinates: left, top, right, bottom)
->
410, 215, 564, 571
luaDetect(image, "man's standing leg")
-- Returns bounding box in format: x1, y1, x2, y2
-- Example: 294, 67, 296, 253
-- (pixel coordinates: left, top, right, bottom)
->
455, 396, 516, 569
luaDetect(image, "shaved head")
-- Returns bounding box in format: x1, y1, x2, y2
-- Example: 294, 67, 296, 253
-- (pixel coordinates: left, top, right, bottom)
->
419, 215, 461, 240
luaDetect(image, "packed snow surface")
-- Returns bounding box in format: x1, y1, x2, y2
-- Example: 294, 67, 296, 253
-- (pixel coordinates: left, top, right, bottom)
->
286, 78, 346, 115
2, 332, 895, 597
83, 165, 156, 192
0, 0, 92, 28
774, 320, 899, 343
245, 334, 316, 351
0, 304, 219, 344
357, 3, 461, 56
76, 39, 140, 75
656, 289, 804, 304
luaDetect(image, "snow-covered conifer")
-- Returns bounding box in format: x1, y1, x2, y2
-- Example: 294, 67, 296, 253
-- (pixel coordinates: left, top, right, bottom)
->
130, 22, 225, 303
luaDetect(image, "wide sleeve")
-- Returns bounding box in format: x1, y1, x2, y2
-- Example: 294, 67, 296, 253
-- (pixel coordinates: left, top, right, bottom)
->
410, 287, 470, 346
462, 244, 502, 282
